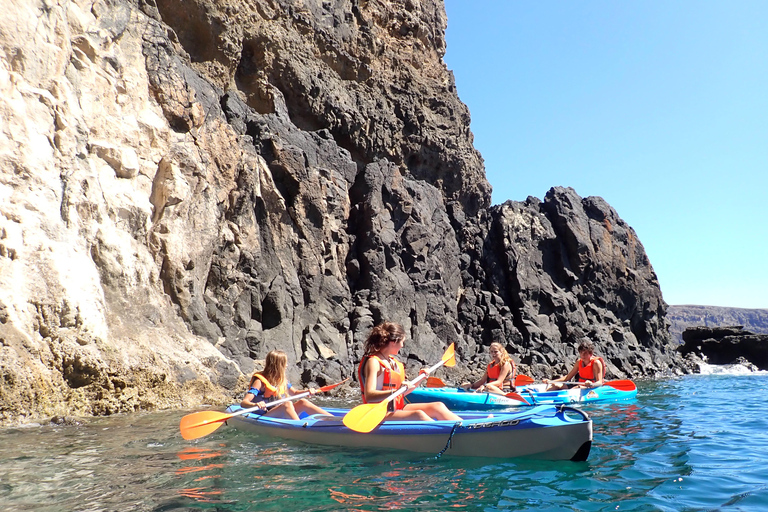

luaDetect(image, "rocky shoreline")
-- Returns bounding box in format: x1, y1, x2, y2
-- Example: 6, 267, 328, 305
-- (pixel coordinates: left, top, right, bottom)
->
2, 0, 686, 425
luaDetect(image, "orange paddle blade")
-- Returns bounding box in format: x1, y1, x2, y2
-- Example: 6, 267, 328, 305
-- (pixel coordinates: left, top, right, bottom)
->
318, 377, 350, 392
426, 376, 447, 388
342, 401, 388, 433
504, 392, 530, 405
180, 411, 233, 440
604, 379, 636, 391
514, 374, 535, 386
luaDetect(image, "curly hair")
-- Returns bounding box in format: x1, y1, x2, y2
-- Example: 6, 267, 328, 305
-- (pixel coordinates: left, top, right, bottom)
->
363, 322, 406, 355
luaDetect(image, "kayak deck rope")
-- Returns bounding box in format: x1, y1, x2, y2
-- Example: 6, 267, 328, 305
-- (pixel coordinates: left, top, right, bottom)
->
433, 421, 463, 459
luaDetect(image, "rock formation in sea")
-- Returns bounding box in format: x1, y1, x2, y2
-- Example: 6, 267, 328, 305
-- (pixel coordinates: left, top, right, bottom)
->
667, 305, 768, 343
0, 0, 683, 424
678, 326, 768, 370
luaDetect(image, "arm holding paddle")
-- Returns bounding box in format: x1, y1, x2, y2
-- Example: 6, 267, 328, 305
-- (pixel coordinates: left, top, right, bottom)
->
542, 363, 580, 390
461, 342, 517, 394
240, 350, 333, 421
180, 377, 348, 440
344, 323, 462, 433
242, 380, 326, 410
461, 361, 512, 393
544, 340, 605, 391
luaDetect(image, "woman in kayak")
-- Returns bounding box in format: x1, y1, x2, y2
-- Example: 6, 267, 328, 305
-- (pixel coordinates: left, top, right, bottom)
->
241, 350, 331, 419
543, 340, 605, 391
358, 322, 461, 421
460, 342, 517, 394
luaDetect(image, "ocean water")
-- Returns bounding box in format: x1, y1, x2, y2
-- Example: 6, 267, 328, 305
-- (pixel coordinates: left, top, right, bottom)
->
2, 370, 768, 511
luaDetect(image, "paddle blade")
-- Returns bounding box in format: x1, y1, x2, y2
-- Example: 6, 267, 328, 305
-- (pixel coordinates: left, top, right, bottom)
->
504, 392, 530, 405
179, 411, 231, 440
605, 379, 637, 392
342, 402, 388, 433
318, 377, 350, 393
426, 376, 447, 388
514, 375, 535, 386
443, 343, 456, 367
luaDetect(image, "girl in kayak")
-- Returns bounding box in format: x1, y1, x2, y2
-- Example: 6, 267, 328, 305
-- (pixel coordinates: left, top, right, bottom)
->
358, 322, 461, 421
241, 350, 331, 419
460, 342, 517, 394
543, 340, 605, 391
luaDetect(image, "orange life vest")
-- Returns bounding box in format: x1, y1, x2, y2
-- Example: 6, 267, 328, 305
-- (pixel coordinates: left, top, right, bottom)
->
357, 354, 406, 410
486, 361, 513, 387
250, 373, 283, 399
578, 356, 605, 382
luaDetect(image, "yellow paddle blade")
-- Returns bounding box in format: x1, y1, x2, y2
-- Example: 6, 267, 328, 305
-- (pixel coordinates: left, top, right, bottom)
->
342, 401, 388, 433
443, 343, 456, 367
179, 411, 232, 440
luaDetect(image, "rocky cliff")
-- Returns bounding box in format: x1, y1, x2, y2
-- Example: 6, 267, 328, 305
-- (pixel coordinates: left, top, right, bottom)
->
668, 305, 768, 343
678, 326, 768, 370
0, 0, 683, 424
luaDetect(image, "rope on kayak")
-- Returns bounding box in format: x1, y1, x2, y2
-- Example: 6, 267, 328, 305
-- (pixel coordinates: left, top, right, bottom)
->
433, 422, 462, 459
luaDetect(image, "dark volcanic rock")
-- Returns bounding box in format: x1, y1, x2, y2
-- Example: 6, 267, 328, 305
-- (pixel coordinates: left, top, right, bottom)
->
456, 188, 676, 380
142, 0, 683, 384
678, 326, 768, 369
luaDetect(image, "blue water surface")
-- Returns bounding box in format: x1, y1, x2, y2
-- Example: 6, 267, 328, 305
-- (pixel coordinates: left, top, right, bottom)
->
2, 372, 767, 511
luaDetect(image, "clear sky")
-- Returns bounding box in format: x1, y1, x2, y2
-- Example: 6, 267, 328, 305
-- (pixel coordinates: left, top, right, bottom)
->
443, 1, 768, 309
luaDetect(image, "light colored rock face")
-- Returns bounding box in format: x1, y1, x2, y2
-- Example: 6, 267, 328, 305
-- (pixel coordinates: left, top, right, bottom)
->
0, 0, 240, 423
0, 0, 681, 424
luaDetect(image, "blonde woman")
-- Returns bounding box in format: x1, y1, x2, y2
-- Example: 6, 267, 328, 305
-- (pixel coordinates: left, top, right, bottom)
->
241, 350, 330, 419
461, 342, 517, 394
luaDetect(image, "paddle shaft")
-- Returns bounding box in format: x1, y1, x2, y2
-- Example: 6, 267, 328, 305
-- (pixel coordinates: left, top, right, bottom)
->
201, 390, 312, 427
342, 344, 456, 433
183, 378, 348, 430
229, 377, 350, 420
385, 355, 452, 405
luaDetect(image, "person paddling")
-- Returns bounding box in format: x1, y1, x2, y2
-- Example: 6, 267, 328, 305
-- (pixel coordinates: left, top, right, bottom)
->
543, 340, 605, 391
461, 342, 517, 394
241, 350, 331, 419
358, 322, 461, 422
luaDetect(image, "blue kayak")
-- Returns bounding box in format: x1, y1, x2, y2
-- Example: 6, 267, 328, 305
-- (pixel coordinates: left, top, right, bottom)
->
224, 405, 592, 461
406, 382, 637, 409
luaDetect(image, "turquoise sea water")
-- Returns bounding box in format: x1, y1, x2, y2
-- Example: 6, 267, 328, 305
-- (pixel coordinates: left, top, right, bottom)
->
2, 371, 768, 511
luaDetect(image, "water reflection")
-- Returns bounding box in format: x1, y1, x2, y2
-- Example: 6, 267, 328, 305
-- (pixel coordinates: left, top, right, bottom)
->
4, 378, 768, 511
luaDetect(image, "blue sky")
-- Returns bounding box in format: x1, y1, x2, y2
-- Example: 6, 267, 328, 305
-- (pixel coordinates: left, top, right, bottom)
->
443, 1, 767, 309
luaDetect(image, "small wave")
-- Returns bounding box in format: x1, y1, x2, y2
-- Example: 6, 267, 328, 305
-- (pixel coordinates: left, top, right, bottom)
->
697, 363, 768, 376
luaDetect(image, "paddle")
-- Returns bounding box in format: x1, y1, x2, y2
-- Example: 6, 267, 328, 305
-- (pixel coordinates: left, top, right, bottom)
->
514, 374, 535, 386
342, 344, 456, 433
426, 376, 529, 404
179, 378, 349, 440
515, 374, 636, 392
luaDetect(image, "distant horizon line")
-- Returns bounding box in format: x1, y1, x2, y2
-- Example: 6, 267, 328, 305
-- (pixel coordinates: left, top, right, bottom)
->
668, 304, 768, 311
